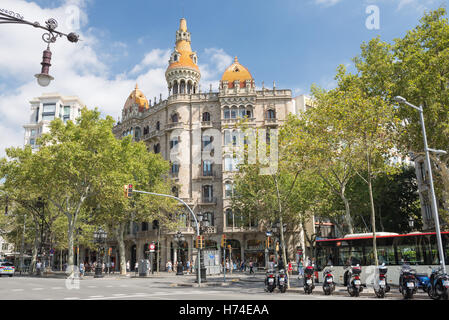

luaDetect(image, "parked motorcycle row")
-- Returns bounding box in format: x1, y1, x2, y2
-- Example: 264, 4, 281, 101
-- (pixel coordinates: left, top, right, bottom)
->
264, 267, 288, 293
264, 263, 449, 299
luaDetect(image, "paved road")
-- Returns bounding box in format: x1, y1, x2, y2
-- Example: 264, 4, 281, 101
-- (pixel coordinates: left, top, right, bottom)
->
0, 274, 432, 300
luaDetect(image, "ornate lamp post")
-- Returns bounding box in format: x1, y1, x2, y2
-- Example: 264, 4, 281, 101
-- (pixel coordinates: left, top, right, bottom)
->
0, 8, 79, 86
93, 228, 107, 278
197, 212, 209, 282
174, 231, 185, 275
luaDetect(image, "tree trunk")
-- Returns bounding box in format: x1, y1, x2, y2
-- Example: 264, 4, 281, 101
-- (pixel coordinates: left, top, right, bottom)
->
367, 153, 378, 267
67, 218, 75, 276
30, 219, 40, 274
341, 191, 354, 234
115, 222, 127, 275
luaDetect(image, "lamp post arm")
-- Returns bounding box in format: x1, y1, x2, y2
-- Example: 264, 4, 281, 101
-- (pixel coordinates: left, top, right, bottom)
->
0, 11, 79, 43
132, 189, 201, 286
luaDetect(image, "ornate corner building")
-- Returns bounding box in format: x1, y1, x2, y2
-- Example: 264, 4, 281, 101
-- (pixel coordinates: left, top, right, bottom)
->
112, 18, 307, 272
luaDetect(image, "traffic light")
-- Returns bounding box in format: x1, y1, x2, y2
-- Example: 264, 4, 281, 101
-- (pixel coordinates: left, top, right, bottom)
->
124, 184, 133, 198
265, 236, 271, 249
196, 235, 204, 249
221, 234, 226, 248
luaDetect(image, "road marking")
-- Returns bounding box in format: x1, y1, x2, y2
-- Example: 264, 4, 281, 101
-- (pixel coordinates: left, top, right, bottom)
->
112, 293, 126, 296
64, 297, 80, 300
32, 288, 44, 291
89, 295, 104, 298
11, 289, 24, 292
51, 287, 63, 290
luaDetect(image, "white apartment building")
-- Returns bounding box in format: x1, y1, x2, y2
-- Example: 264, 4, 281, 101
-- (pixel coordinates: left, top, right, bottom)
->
24, 93, 84, 149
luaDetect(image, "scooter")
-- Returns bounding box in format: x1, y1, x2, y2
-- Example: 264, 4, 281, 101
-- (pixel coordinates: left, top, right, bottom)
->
277, 268, 287, 293
265, 269, 276, 293
322, 266, 335, 295
427, 266, 449, 300
303, 265, 315, 294
347, 264, 363, 297
374, 263, 390, 298
415, 270, 430, 293
398, 263, 417, 299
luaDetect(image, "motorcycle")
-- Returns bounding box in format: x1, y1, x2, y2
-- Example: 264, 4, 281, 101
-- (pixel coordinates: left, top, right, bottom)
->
322, 266, 335, 296
374, 263, 390, 298
398, 263, 417, 299
277, 268, 287, 293
265, 268, 276, 293
347, 264, 363, 297
415, 270, 430, 293
427, 266, 449, 300
303, 265, 315, 294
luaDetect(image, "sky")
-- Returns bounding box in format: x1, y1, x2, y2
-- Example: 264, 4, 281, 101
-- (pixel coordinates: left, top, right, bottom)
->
0, 0, 447, 157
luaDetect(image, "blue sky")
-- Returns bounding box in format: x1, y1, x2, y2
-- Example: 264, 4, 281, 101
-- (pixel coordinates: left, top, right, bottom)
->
25, 0, 446, 91
0, 0, 446, 155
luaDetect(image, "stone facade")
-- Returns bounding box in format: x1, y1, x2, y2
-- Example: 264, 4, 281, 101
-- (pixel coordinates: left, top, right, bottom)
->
111, 18, 307, 272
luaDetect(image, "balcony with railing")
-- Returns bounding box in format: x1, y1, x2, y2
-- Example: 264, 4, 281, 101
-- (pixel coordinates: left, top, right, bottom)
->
199, 196, 217, 205
165, 122, 184, 131
264, 117, 278, 126
201, 121, 213, 129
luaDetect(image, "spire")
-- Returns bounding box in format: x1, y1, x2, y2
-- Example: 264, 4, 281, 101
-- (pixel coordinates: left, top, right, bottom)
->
179, 18, 187, 32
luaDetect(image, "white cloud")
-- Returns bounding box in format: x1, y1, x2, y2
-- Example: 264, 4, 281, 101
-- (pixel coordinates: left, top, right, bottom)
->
0, 0, 232, 157
313, 0, 342, 7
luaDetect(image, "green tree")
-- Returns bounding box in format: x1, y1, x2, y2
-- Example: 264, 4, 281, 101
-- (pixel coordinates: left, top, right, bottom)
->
90, 135, 178, 275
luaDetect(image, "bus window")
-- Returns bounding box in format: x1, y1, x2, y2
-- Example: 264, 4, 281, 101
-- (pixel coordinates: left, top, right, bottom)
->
395, 236, 419, 265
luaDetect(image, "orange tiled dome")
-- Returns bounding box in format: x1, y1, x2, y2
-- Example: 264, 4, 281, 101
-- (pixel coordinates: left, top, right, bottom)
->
124, 84, 149, 111
167, 18, 199, 72
221, 56, 253, 88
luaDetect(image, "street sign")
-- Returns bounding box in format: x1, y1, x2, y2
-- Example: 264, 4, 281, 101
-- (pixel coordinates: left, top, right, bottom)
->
149, 243, 155, 252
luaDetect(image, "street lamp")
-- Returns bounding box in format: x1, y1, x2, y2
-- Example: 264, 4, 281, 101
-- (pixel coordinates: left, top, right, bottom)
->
0, 8, 79, 86
394, 96, 447, 274
93, 228, 107, 278
408, 217, 415, 231
197, 212, 209, 282
174, 231, 185, 275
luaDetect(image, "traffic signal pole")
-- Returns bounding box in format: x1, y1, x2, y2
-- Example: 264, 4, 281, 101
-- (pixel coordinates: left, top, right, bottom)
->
130, 188, 202, 286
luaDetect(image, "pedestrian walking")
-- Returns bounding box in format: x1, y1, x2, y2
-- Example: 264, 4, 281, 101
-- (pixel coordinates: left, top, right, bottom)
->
249, 260, 254, 274
36, 261, 42, 275
166, 261, 172, 272
288, 260, 293, 277
298, 258, 304, 278
79, 262, 85, 277
186, 260, 190, 274
111, 261, 115, 274
126, 260, 130, 272
134, 262, 138, 275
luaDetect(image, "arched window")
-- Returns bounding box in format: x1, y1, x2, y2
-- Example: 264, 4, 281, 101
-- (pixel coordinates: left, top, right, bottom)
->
180, 80, 186, 94
230, 106, 237, 119
171, 162, 180, 175
238, 106, 246, 118
153, 143, 160, 154
172, 186, 179, 197
225, 209, 235, 228
225, 181, 233, 198
202, 112, 211, 122
204, 212, 214, 226
267, 109, 276, 119
156, 121, 160, 131
223, 107, 230, 119
173, 81, 178, 94
187, 81, 192, 94
171, 113, 179, 123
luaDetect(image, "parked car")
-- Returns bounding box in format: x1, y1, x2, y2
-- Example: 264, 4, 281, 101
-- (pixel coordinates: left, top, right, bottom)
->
0, 261, 15, 277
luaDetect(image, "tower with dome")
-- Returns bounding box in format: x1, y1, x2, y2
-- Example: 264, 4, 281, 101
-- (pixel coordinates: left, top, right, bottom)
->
112, 18, 307, 273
